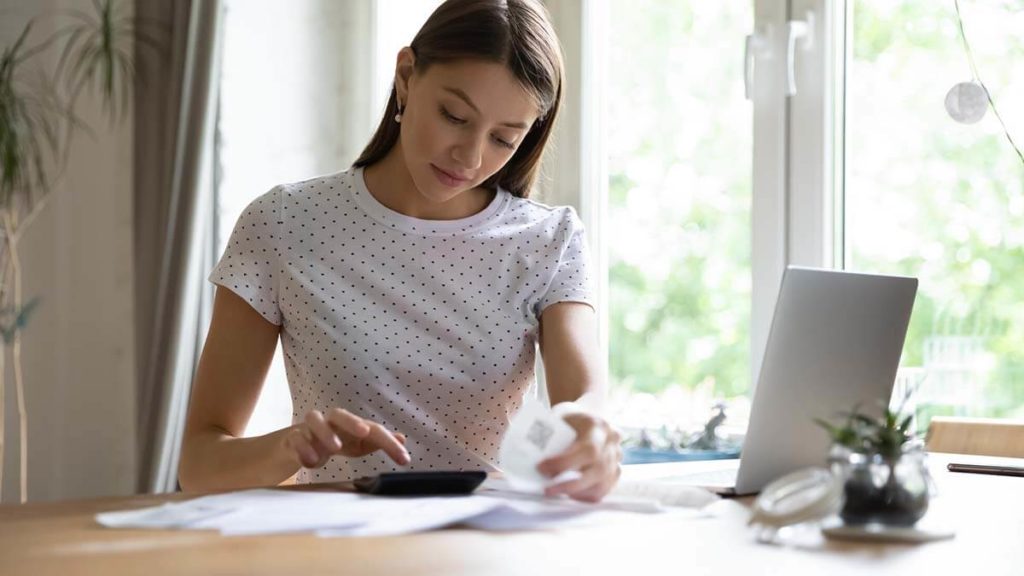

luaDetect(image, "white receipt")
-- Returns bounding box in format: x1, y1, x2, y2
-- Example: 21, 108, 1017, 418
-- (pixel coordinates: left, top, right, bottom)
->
498, 396, 580, 492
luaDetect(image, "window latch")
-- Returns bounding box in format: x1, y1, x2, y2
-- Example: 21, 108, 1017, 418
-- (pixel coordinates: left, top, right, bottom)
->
744, 25, 772, 101
786, 11, 815, 96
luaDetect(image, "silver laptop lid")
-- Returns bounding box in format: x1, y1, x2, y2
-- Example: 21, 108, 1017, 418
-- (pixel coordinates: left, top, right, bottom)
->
734, 266, 918, 495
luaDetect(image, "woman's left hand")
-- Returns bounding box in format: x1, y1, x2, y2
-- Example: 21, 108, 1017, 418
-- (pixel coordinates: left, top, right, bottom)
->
536, 413, 622, 503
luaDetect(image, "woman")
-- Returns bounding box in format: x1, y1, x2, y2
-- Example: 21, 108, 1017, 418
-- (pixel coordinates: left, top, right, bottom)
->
178, 0, 621, 503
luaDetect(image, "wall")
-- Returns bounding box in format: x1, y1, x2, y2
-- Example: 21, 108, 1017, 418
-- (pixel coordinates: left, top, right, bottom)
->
218, 0, 379, 437
0, 0, 136, 502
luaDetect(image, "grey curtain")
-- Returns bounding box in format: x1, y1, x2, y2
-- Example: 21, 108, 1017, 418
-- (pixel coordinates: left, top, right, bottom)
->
134, 0, 223, 493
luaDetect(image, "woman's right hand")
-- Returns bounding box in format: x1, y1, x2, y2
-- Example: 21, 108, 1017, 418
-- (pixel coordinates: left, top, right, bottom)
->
282, 408, 411, 470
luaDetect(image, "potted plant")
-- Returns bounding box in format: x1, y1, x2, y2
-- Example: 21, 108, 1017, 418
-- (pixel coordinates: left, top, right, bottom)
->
816, 399, 932, 526
0, 0, 161, 503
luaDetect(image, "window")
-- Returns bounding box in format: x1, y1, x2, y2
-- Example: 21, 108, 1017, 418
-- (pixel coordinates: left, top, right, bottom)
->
601, 0, 1024, 450
604, 2, 755, 438
840, 1, 1024, 423
217, 0, 1023, 447
219, 0, 339, 437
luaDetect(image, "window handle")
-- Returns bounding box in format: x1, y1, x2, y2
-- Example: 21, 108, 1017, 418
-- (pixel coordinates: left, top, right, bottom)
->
744, 25, 771, 101
786, 12, 815, 96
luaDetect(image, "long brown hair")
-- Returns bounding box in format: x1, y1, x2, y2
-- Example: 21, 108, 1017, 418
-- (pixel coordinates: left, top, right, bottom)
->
352, 0, 563, 199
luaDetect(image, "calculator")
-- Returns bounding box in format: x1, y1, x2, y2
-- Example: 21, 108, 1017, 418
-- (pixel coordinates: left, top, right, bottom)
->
352, 470, 488, 496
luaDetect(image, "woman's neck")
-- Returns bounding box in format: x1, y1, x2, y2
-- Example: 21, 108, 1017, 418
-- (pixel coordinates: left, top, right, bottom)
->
361, 144, 494, 221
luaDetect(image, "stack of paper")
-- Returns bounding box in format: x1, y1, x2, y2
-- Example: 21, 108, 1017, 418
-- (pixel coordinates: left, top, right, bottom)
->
96, 479, 715, 538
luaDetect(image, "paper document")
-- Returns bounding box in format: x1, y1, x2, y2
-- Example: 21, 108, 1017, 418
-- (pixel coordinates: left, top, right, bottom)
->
96, 488, 645, 537
611, 480, 720, 509
95, 475, 721, 538
498, 396, 579, 492
480, 477, 719, 512
97, 490, 368, 535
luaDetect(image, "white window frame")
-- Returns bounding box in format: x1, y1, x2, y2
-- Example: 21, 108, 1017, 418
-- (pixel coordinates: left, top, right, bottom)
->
553, 0, 840, 394
750, 0, 791, 386
539, 0, 609, 397
756, 0, 842, 380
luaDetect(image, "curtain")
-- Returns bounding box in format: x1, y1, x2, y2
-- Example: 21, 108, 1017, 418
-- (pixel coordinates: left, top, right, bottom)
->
134, 0, 223, 493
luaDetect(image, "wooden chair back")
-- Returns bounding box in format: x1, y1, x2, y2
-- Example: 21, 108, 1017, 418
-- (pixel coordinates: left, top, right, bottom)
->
926, 417, 1024, 458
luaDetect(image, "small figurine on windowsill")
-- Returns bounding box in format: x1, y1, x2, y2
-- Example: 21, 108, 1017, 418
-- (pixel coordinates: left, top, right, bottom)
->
687, 403, 728, 451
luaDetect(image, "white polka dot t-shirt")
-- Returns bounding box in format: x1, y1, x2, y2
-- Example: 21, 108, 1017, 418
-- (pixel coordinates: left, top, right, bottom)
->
208, 166, 594, 483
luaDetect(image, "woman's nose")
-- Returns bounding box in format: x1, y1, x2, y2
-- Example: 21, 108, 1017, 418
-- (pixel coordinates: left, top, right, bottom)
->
452, 132, 484, 171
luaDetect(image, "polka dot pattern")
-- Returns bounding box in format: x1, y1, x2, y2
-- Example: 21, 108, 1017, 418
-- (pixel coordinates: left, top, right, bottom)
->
208, 167, 594, 482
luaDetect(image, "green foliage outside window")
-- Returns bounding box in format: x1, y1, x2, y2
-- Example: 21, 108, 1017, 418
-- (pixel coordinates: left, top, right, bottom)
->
607, 0, 1023, 425
847, 1, 1024, 421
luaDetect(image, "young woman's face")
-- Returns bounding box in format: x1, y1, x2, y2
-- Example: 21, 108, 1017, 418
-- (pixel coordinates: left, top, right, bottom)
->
396, 53, 540, 203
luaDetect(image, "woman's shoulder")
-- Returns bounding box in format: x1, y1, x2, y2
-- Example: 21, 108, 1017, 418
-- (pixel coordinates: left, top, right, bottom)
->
503, 193, 585, 233
234, 170, 355, 231
274, 169, 354, 201
243, 170, 358, 221
241, 170, 352, 203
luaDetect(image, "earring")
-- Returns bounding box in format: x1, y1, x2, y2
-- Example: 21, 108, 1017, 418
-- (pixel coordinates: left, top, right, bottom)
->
394, 103, 404, 123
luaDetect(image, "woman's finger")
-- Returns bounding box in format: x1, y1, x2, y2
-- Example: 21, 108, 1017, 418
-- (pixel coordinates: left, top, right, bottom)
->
364, 422, 411, 465
573, 458, 622, 502
307, 427, 341, 468
286, 428, 320, 468
544, 464, 603, 499
304, 410, 342, 452
537, 441, 598, 478
571, 479, 615, 503
325, 408, 372, 440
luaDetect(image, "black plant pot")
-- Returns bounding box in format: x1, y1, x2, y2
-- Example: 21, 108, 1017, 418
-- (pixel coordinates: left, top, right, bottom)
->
835, 450, 931, 526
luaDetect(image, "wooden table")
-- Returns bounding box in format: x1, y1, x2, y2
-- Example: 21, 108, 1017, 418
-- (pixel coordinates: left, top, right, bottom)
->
2, 454, 1022, 575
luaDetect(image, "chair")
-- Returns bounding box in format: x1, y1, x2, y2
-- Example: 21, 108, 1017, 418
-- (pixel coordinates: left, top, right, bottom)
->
926, 417, 1024, 458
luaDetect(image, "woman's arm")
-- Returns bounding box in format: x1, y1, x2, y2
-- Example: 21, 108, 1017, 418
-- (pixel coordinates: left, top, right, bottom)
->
178, 287, 411, 492
538, 302, 603, 404
536, 302, 622, 502
177, 287, 299, 491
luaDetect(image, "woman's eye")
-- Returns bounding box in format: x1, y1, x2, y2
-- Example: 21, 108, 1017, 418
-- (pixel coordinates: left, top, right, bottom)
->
492, 136, 515, 150
441, 106, 515, 150
441, 107, 465, 124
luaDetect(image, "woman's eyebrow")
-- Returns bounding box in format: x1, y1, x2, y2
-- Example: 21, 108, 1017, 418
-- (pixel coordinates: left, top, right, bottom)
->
442, 86, 530, 129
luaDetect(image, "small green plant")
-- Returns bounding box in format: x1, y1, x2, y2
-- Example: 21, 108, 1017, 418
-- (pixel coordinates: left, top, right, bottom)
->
815, 405, 917, 461
815, 388, 920, 461
816, 391, 931, 526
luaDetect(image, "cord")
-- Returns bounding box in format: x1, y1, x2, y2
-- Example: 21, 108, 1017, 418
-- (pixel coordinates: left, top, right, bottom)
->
954, 0, 1024, 166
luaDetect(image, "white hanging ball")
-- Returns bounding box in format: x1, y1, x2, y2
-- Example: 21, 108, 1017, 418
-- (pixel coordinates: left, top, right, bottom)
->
944, 81, 988, 124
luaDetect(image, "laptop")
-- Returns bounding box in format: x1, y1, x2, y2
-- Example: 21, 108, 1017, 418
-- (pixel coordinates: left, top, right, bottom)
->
666, 266, 918, 496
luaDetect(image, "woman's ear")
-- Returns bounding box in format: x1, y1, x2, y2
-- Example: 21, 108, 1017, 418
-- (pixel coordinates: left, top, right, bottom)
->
394, 47, 416, 106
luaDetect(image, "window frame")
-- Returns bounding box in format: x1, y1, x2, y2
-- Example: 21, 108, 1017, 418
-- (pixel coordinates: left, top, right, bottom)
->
557, 0, 808, 395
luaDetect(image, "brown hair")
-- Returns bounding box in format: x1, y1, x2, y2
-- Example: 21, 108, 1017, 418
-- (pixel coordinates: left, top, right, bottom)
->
352, 0, 563, 199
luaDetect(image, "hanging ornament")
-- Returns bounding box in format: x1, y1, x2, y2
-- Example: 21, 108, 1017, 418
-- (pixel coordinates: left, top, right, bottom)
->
944, 81, 988, 124
948, 0, 1024, 165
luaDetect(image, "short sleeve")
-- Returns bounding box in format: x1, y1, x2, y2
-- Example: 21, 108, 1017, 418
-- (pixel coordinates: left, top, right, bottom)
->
537, 208, 595, 314
208, 186, 283, 325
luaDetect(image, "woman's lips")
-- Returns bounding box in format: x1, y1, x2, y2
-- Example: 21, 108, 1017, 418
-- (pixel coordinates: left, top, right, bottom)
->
431, 164, 470, 187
